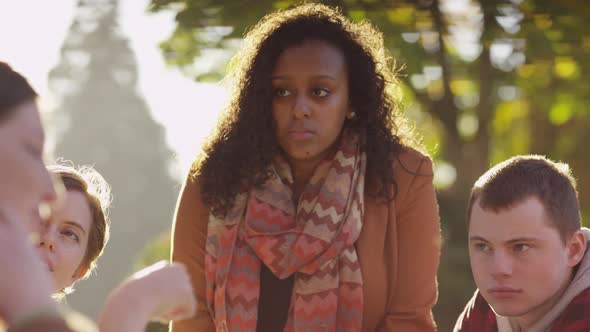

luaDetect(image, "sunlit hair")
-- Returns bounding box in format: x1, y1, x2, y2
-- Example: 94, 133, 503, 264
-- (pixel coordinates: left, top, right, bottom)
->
194, 3, 417, 216
47, 162, 112, 295
0, 61, 37, 121
467, 155, 581, 243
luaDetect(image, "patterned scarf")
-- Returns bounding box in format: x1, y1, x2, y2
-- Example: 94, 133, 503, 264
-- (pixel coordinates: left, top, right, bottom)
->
205, 130, 366, 331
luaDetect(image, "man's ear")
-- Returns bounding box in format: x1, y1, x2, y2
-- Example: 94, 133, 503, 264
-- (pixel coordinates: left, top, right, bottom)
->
566, 230, 586, 268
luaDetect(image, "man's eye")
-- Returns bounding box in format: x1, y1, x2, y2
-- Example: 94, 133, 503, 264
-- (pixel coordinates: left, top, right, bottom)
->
514, 244, 530, 253
475, 243, 490, 252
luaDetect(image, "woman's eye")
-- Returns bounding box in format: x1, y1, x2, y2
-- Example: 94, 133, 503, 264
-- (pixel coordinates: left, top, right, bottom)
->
274, 88, 291, 97
312, 88, 329, 97
61, 229, 80, 242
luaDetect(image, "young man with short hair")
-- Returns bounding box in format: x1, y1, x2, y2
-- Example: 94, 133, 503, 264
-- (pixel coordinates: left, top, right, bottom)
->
454, 155, 590, 331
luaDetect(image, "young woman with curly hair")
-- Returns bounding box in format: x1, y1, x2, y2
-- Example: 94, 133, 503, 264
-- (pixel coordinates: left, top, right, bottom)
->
171, 3, 441, 331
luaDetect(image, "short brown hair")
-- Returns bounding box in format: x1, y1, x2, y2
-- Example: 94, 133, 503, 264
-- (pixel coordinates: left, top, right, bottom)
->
48, 163, 111, 284
0, 61, 37, 121
466, 155, 581, 243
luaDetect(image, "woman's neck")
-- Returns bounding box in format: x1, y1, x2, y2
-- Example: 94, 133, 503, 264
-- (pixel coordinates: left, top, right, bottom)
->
285, 140, 340, 201
290, 160, 318, 201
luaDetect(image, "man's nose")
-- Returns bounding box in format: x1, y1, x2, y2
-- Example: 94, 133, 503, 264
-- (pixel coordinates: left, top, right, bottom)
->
490, 250, 513, 278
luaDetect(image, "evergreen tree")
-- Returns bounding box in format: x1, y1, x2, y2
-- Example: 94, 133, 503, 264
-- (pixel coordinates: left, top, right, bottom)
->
49, 0, 178, 317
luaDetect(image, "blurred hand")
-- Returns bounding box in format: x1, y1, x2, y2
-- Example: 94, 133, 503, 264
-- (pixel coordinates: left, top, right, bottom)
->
99, 261, 196, 332
130, 261, 196, 322
0, 206, 57, 324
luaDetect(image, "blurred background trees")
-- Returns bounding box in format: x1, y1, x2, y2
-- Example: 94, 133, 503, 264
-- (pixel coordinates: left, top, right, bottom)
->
22, 0, 588, 330
145, 0, 590, 330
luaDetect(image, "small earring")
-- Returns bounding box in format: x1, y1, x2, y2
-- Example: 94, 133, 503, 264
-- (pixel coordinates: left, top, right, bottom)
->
346, 111, 356, 120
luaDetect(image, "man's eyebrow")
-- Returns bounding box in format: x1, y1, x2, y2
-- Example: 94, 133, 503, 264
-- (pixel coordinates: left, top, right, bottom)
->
504, 237, 540, 244
469, 235, 489, 242
469, 236, 540, 244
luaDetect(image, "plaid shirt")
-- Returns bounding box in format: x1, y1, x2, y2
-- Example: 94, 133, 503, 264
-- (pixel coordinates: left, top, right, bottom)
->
454, 287, 590, 332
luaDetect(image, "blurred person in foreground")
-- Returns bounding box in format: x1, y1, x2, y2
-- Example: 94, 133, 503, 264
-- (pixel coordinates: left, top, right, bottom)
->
454, 155, 590, 332
0, 61, 196, 332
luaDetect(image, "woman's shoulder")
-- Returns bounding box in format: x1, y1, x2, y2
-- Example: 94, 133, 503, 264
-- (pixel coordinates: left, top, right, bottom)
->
392, 146, 434, 179
185, 158, 209, 196
178, 165, 210, 216
364, 145, 434, 200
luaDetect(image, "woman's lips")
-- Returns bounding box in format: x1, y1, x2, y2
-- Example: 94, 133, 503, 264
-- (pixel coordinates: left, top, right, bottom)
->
38, 252, 54, 272
287, 130, 314, 140
42, 260, 54, 273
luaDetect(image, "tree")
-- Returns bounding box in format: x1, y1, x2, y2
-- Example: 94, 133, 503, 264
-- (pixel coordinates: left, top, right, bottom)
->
48, 0, 179, 318
148, 0, 590, 329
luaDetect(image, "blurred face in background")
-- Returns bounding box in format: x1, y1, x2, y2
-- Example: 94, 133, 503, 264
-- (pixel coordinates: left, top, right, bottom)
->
37, 188, 91, 291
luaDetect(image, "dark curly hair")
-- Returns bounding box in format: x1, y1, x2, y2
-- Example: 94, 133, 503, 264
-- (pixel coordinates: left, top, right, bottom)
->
194, 3, 416, 217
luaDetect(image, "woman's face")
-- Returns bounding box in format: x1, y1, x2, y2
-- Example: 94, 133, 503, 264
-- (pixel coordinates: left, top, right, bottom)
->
271, 39, 351, 168
0, 101, 56, 226
36, 189, 92, 292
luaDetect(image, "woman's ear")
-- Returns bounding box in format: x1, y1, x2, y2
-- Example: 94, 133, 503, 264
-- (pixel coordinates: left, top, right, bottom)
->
346, 104, 356, 120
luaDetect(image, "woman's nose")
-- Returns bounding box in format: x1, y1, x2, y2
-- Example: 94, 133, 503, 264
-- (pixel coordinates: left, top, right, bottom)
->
38, 226, 56, 252
292, 95, 311, 119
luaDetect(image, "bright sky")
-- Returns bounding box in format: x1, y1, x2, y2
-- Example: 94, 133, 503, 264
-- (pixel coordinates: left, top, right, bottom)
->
0, 0, 226, 177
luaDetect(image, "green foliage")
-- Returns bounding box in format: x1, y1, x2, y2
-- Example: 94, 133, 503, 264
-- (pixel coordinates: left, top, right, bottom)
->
149, 0, 590, 330
133, 231, 171, 271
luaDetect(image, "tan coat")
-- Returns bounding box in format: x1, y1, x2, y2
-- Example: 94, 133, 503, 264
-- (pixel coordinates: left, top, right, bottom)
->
171, 148, 441, 331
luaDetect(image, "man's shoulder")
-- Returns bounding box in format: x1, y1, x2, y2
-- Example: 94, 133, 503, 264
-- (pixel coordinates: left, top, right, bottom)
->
453, 289, 497, 332
551, 286, 590, 331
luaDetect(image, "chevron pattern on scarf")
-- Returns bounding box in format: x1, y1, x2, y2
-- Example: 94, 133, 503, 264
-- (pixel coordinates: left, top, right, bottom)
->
206, 130, 366, 331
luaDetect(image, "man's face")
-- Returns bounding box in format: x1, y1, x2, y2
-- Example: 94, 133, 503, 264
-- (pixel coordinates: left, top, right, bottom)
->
468, 197, 578, 321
